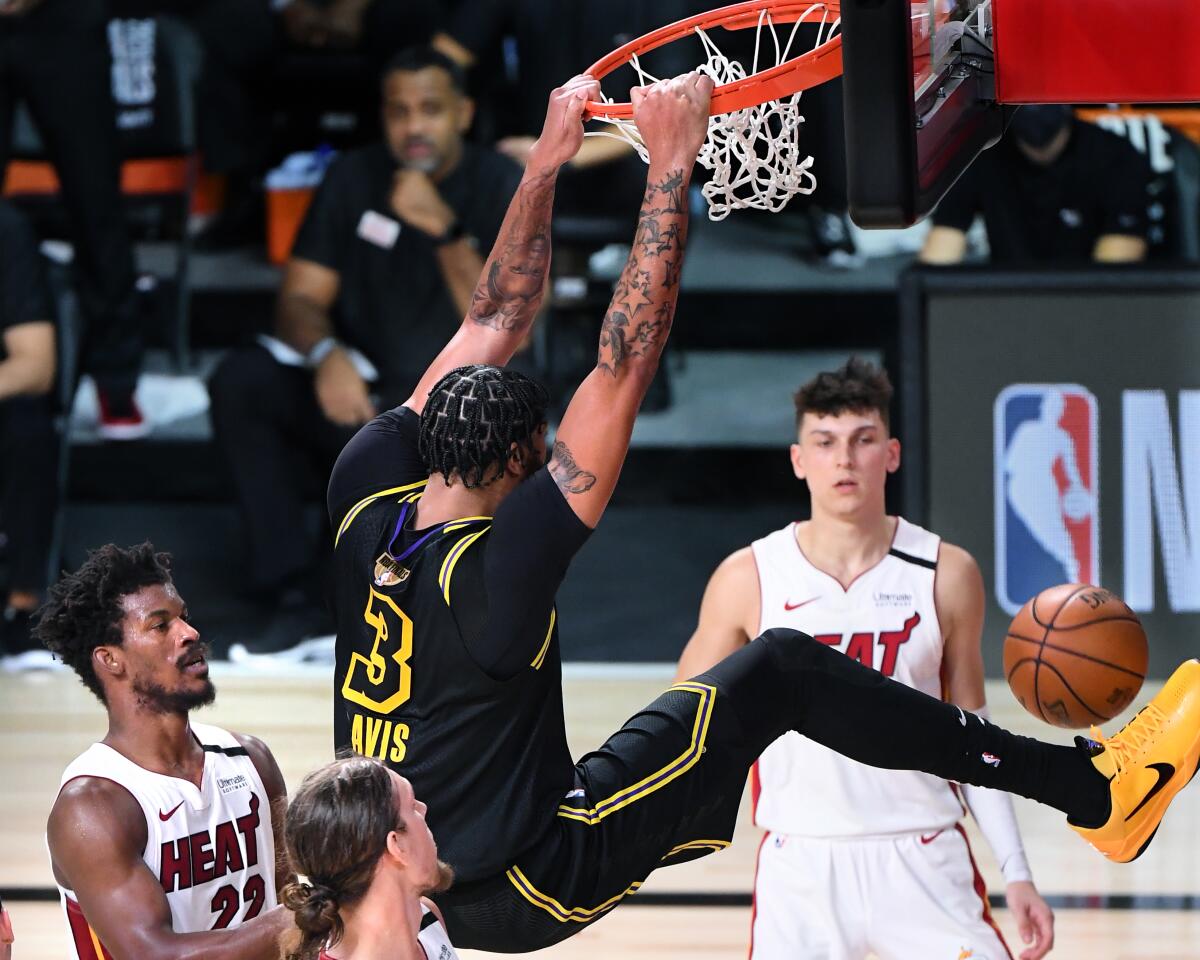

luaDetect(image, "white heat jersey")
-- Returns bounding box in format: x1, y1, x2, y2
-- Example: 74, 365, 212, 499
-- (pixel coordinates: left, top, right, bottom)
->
417, 903, 460, 960
751, 518, 964, 838
318, 904, 459, 960
55, 722, 277, 959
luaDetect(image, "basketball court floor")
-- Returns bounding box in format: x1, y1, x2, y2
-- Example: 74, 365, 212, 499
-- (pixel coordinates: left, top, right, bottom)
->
5, 0, 1199, 955
4, 666, 1198, 959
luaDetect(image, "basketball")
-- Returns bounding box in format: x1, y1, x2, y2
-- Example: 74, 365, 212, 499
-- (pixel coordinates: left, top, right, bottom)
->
1004, 584, 1148, 729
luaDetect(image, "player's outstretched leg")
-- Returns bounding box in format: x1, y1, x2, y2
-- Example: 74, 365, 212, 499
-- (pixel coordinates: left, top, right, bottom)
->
1069, 659, 1200, 861
697, 629, 1200, 863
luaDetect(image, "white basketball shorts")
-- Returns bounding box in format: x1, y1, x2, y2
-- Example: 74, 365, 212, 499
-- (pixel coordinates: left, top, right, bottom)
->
750, 826, 1012, 960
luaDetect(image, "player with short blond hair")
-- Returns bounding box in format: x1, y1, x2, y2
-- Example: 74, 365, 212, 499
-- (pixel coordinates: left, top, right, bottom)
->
677, 358, 1054, 960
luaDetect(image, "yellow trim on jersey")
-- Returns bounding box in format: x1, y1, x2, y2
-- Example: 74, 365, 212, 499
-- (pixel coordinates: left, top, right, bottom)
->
661, 838, 730, 860
505, 865, 642, 923
442, 516, 493, 533
335, 480, 428, 547
88, 923, 106, 960
556, 681, 716, 825
531, 608, 556, 670
438, 527, 491, 603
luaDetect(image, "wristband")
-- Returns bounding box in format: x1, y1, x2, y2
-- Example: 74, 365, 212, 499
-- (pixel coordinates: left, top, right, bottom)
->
435, 218, 467, 246
306, 337, 341, 369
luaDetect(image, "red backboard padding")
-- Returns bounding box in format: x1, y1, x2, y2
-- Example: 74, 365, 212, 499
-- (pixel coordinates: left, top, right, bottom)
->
994, 0, 1200, 103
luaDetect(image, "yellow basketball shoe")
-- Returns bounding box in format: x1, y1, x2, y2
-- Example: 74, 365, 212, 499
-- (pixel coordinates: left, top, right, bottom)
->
1070, 659, 1200, 862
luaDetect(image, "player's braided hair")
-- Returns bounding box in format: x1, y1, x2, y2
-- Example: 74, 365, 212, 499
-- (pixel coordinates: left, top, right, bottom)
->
32, 542, 173, 704
419, 364, 550, 488
281, 758, 404, 960
793, 356, 893, 431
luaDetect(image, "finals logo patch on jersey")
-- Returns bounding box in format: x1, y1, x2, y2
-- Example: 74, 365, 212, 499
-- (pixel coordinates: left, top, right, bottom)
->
374, 553, 411, 587
994, 385, 1098, 615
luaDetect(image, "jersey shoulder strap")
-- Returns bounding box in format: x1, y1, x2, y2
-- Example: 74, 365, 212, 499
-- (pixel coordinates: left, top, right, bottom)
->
888, 516, 940, 569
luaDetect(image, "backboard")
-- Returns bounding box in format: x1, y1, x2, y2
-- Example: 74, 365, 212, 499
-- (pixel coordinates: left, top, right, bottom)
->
842, 0, 1004, 228
581, 0, 1199, 229
841, 0, 1200, 227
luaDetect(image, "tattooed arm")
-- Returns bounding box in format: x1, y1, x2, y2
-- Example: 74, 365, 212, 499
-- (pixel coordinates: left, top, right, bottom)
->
549, 72, 714, 528
403, 75, 599, 416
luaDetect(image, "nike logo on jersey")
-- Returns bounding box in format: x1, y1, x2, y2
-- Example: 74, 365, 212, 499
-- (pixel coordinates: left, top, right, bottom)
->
1124, 762, 1175, 821
159, 800, 185, 821
956, 707, 967, 727
919, 830, 943, 844
784, 596, 820, 611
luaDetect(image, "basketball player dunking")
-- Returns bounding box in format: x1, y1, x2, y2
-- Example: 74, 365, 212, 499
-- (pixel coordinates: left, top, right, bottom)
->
678, 359, 1053, 960
327, 69, 1200, 955
38, 544, 291, 959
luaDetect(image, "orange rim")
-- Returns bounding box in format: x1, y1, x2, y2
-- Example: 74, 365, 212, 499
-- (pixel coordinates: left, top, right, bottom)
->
583, 0, 843, 120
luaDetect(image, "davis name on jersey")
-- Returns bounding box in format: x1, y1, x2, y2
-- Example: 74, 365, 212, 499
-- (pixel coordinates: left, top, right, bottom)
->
750, 518, 964, 838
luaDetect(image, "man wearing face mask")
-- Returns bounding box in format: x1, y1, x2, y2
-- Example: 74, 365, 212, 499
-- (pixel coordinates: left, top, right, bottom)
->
208, 45, 521, 657
921, 104, 1150, 264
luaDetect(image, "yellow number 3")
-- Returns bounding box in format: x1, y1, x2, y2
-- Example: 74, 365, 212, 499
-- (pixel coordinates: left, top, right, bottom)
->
341, 587, 413, 713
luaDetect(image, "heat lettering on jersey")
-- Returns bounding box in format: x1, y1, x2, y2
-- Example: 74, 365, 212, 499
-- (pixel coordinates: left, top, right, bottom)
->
159, 792, 262, 893
812, 613, 921, 677
349, 714, 411, 763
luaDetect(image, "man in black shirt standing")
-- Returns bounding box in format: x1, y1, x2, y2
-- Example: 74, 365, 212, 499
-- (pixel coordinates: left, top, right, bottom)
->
921, 105, 1150, 264
209, 46, 520, 654
328, 73, 1200, 954
0, 0, 145, 438
0, 200, 57, 669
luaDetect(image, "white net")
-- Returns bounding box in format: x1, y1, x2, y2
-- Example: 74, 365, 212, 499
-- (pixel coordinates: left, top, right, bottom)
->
587, 5, 841, 221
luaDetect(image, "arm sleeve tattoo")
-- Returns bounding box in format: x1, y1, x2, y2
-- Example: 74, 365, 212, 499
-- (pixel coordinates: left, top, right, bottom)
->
467, 168, 556, 333
597, 169, 688, 377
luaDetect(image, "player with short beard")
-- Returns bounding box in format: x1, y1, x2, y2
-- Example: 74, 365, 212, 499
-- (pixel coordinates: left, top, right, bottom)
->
38, 543, 291, 959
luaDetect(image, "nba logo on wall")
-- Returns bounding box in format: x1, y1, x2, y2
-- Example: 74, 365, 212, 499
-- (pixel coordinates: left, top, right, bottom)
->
994, 385, 1099, 614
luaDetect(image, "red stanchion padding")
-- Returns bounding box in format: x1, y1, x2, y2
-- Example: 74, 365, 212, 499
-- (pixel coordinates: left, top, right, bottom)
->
993, 0, 1200, 104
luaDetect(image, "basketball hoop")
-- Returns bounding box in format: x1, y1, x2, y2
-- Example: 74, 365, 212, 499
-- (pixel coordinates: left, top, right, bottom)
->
582, 0, 844, 220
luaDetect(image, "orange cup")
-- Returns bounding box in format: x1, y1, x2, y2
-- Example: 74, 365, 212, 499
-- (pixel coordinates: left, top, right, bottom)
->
266, 186, 315, 265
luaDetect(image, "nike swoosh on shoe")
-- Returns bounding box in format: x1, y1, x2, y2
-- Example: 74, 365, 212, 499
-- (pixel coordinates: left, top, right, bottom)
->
1124, 763, 1175, 821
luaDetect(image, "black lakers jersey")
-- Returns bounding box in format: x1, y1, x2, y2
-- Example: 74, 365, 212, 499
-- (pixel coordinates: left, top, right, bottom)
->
328, 407, 589, 883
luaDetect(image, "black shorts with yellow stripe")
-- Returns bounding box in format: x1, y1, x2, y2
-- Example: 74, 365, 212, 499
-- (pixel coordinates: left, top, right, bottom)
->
434, 678, 759, 952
